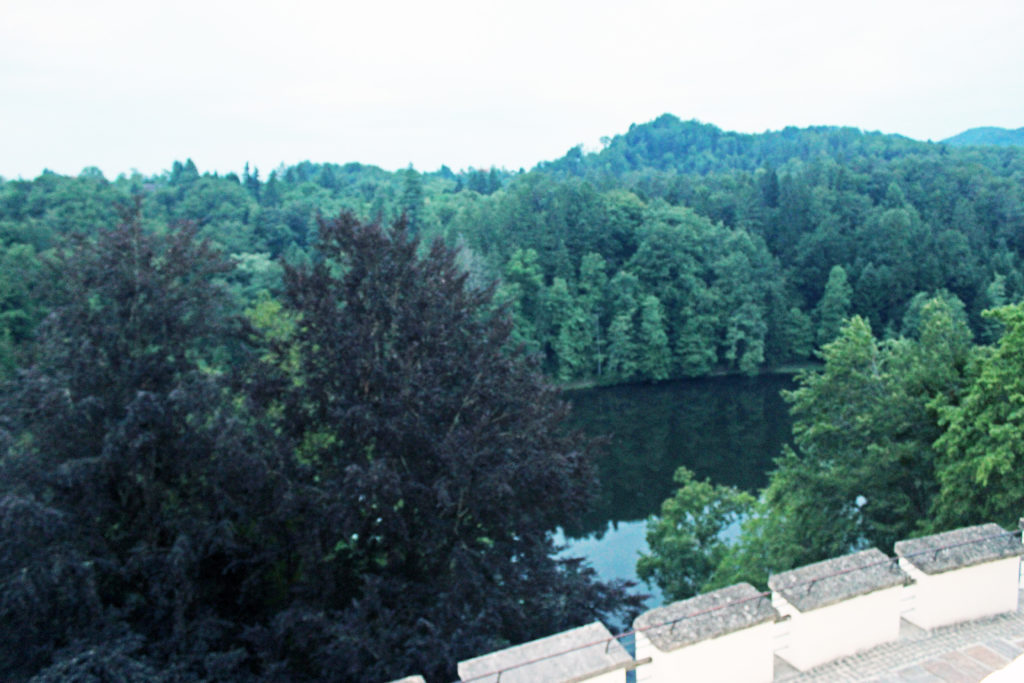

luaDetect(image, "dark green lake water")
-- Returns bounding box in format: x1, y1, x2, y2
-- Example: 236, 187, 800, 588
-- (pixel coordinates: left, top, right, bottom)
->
555, 374, 796, 607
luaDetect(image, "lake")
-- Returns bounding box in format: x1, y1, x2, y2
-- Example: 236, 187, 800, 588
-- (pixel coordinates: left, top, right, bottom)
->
556, 374, 796, 609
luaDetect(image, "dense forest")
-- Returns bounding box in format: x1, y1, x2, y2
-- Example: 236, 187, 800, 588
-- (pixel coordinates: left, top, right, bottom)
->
3, 115, 1024, 680
3, 116, 1023, 384
944, 126, 1024, 148
0, 211, 640, 681
638, 299, 1024, 602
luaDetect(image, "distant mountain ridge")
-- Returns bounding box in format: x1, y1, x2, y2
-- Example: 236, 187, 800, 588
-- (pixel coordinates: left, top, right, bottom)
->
942, 126, 1024, 147
537, 114, 929, 178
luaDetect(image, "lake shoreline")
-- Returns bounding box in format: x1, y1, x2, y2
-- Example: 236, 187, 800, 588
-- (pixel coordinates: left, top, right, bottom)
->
557, 374, 797, 610
556, 361, 822, 392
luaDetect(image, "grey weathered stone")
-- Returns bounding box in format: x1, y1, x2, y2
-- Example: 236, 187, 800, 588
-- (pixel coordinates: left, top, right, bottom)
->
632, 582, 777, 652
456, 621, 631, 683
894, 523, 1021, 575
768, 548, 909, 612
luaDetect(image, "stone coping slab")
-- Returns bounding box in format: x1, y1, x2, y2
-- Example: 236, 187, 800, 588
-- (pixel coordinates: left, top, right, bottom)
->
768, 548, 909, 612
895, 523, 1021, 575
633, 582, 777, 652
457, 621, 631, 683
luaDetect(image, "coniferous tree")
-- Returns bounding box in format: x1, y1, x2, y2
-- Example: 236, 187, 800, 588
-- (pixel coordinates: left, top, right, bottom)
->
243, 162, 261, 199
638, 294, 671, 380
400, 165, 425, 236
815, 264, 853, 346
666, 301, 975, 592
261, 169, 282, 207
934, 302, 1024, 528
578, 253, 609, 375
605, 271, 641, 379
548, 278, 590, 381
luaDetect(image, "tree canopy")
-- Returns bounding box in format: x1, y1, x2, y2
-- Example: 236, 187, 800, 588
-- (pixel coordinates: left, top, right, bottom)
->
933, 302, 1024, 528
638, 297, 980, 598
0, 210, 273, 679
4, 119, 1024, 386
248, 213, 639, 679
0, 211, 638, 682
3, 115, 1024, 676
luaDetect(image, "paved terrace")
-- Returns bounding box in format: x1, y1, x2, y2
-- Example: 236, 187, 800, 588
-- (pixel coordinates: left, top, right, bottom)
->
775, 590, 1024, 682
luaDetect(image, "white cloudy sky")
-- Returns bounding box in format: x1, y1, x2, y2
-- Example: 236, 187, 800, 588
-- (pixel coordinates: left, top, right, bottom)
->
1, 0, 1021, 179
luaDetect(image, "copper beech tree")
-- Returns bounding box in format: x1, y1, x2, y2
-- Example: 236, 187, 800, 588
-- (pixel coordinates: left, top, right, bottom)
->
0, 210, 639, 682
250, 213, 641, 681
0, 209, 279, 680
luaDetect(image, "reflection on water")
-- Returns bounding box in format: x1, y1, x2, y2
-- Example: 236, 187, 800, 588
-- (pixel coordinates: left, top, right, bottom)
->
558, 374, 795, 607
555, 520, 663, 605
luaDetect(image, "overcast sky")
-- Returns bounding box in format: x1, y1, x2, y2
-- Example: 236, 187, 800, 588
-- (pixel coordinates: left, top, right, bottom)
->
2, 0, 1022, 180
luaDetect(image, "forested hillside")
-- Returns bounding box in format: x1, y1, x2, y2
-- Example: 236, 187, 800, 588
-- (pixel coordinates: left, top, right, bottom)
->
3, 115, 1022, 384
3, 115, 1024, 680
944, 126, 1024, 148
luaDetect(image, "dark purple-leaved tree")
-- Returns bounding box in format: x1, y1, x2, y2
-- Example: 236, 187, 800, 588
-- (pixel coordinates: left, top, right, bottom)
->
0, 207, 282, 680
248, 213, 640, 681
0, 208, 638, 682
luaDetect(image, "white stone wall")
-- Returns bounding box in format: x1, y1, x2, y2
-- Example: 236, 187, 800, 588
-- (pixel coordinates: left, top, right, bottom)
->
900, 555, 1020, 630
437, 526, 1021, 683
634, 621, 774, 683
585, 667, 630, 683
772, 585, 903, 671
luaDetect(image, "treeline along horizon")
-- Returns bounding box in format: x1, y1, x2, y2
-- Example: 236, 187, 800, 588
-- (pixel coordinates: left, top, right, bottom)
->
1, 114, 1022, 380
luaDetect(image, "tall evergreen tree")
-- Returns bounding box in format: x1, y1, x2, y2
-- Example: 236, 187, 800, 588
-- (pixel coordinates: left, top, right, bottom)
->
548, 278, 590, 381
400, 165, 425, 236
815, 264, 853, 346
934, 302, 1024, 528
638, 294, 671, 380
605, 271, 641, 379
578, 253, 609, 375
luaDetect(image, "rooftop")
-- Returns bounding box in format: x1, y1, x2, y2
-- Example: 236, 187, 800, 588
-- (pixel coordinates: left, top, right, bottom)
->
456, 621, 632, 683
895, 523, 1022, 575
633, 582, 778, 652
769, 548, 909, 612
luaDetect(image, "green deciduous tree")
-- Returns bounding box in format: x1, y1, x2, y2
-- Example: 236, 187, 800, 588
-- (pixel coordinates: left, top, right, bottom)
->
501, 248, 547, 355
637, 467, 754, 601
667, 300, 974, 591
724, 302, 767, 375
